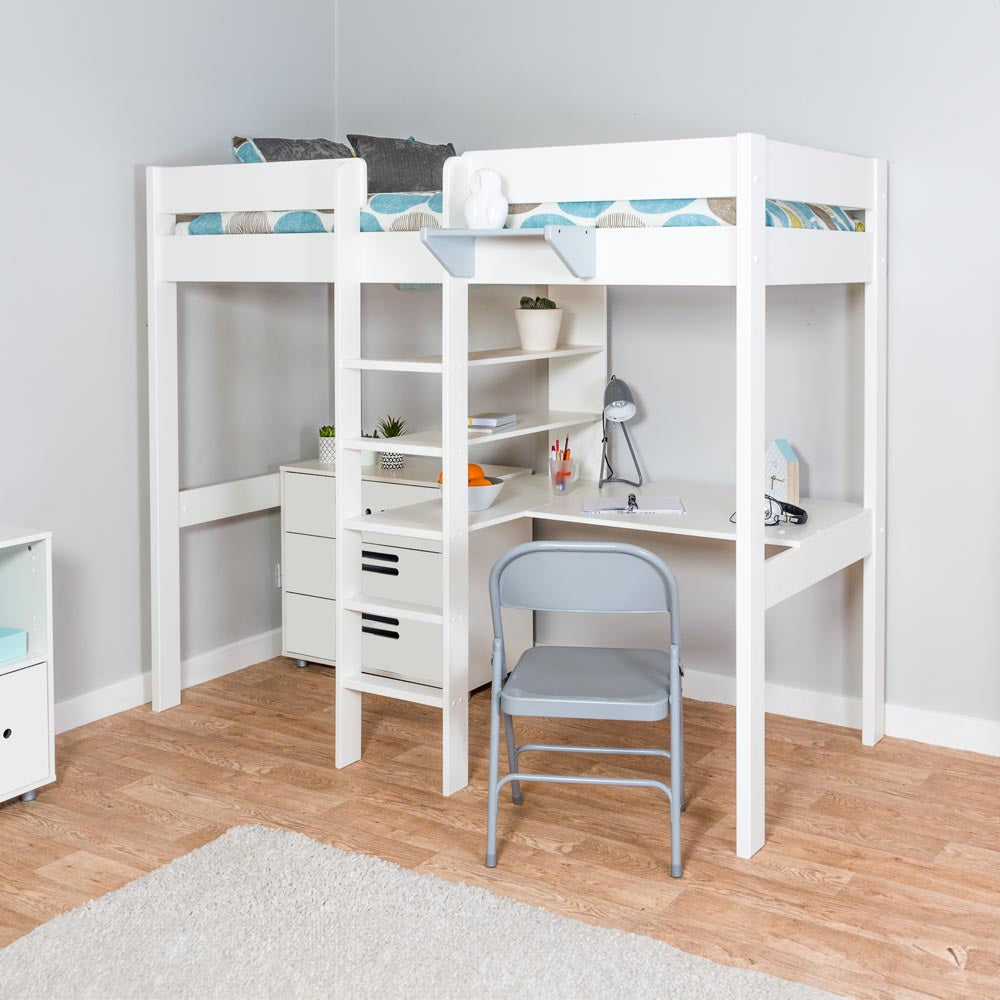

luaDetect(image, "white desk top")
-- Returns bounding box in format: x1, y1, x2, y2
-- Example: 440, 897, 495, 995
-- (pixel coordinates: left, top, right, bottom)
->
356, 476, 870, 550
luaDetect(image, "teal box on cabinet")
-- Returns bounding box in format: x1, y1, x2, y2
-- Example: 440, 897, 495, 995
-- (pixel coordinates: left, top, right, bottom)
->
0, 627, 27, 664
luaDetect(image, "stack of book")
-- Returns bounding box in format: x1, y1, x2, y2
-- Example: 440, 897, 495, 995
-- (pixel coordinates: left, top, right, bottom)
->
468, 412, 517, 435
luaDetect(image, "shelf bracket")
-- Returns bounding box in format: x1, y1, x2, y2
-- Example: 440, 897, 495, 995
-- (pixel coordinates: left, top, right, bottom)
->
544, 226, 596, 279
420, 226, 596, 279
420, 230, 477, 277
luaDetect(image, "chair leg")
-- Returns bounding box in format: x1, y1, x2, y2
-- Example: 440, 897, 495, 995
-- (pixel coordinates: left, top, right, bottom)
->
485, 685, 502, 868
677, 675, 686, 812
503, 712, 523, 805
669, 660, 684, 877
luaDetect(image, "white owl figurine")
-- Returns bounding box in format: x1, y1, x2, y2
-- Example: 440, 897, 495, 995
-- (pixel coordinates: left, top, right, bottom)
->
463, 169, 508, 230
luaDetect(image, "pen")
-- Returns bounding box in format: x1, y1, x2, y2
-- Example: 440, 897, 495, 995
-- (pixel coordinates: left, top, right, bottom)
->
562, 435, 570, 461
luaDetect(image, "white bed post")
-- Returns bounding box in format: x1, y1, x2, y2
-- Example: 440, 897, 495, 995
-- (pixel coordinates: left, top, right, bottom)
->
862, 160, 888, 745
334, 159, 366, 768
440, 157, 471, 794
735, 134, 767, 858
440, 274, 471, 794
147, 167, 181, 711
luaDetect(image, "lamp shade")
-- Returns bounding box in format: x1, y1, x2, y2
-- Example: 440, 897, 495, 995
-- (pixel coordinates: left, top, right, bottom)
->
603, 375, 637, 422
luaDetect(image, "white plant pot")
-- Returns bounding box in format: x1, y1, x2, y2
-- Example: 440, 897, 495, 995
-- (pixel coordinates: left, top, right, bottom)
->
378, 450, 405, 472
514, 308, 562, 352
361, 445, 378, 467
318, 435, 336, 465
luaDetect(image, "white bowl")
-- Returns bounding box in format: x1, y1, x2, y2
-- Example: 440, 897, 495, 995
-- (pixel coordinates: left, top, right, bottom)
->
468, 476, 504, 511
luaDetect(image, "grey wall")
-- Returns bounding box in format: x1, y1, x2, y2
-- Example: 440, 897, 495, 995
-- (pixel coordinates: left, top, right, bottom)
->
0, 1, 336, 700
337, 0, 1000, 719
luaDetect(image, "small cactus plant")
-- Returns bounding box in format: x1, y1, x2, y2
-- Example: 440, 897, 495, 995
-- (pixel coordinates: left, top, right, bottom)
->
519, 295, 557, 309
377, 415, 406, 438
318, 425, 335, 438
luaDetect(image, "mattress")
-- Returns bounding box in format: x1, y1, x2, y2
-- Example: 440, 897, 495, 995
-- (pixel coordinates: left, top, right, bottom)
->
176, 194, 860, 235
175, 192, 442, 235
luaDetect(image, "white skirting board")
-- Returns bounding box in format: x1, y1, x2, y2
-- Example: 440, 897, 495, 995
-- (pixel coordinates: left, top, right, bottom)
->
54, 634, 1000, 759
54, 628, 282, 734
683, 665, 1000, 759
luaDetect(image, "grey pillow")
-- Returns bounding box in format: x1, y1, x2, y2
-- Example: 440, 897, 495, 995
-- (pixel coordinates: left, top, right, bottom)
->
232, 136, 353, 163
347, 134, 456, 193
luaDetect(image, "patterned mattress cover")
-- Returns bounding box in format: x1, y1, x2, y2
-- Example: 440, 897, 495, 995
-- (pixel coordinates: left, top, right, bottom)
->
175, 194, 860, 235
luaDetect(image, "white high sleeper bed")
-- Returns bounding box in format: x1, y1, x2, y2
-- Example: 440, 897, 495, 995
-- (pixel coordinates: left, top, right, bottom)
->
147, 134, 887, 860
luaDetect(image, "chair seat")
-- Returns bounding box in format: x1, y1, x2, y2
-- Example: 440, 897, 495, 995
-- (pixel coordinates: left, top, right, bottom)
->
500, 646, 671, 722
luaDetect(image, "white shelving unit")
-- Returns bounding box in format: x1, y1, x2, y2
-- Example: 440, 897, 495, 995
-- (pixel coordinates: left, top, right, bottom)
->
0, 526, 55, 805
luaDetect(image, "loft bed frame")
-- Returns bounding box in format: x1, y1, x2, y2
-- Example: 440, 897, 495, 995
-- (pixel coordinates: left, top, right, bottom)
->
147, 134, 887, 860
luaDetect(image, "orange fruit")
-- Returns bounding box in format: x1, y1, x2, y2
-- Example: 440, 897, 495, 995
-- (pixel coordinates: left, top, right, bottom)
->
469, 476, 492, 487
438, 463, 486, 485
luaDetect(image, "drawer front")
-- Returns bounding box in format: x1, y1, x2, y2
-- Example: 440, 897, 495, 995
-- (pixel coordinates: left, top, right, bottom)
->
361, 544, 442, 607
0, 662, 50, 797
285, 534, 336, 600
285, 593, 336, 662
362, 618, 442, 688
283, 473, 337, 538
361, 481, 436, 515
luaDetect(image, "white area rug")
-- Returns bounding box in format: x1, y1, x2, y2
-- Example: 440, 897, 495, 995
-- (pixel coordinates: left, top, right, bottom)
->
0, 825, 837, 999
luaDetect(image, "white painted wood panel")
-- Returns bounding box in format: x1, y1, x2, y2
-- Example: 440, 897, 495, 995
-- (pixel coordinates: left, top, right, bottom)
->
284, 473, 337, 538
766, 139, 875, 210
179, 474, 279, 528
735, 133, 767, 860
285, 593, 336, 662
147, 167, 181, 712
361, 544, 442, 607
863, 159, 889, 746
0, 663, 50, 799
160, 235, 338, 284
284, 534, 337, 600
456, 137, 737, 208
153, 160, 346, 215
766, 229, 872, 286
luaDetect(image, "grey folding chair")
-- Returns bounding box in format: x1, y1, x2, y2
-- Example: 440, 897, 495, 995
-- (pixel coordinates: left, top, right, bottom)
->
485, 540, 684, 877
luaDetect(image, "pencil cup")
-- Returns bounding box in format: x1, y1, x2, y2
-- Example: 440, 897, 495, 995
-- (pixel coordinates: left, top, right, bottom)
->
548, 459, 579, 495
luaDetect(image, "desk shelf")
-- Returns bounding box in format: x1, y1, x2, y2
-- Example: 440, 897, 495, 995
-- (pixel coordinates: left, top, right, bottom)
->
340, 344, 604, 374
339, 411, 601, 458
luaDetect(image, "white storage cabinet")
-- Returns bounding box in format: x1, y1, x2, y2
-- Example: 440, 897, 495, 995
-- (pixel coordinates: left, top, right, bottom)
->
280, 460, 532, 691
0, 527, 55, 806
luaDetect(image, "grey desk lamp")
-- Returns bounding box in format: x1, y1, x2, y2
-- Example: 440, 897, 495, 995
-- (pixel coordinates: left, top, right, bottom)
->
599, 375, 643, 488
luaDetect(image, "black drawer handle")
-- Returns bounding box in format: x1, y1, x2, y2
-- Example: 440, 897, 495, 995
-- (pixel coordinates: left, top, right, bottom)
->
361, 611, 400, 640
361, 550, 399, 563
362, 613, 399, 627
362, 626, 400, 640
364, 507, 373, 515
2, 728, 11, 739
362, 564, 399, 576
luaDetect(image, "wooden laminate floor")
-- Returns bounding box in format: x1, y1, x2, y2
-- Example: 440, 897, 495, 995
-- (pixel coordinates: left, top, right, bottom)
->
1, 658, 998, 999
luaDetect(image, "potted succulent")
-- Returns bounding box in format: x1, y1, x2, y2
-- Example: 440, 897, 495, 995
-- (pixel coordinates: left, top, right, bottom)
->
376, 415, 407, 472
318, 424, 336, 464
514, 295, 562, 352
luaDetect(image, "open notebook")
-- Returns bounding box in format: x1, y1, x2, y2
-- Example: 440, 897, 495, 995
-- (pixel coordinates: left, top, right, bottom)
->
582, 494, 685, 515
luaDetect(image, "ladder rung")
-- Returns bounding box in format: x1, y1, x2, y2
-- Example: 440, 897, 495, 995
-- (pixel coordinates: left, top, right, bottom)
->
342, 596, 444, 625
341, 673, 444, 708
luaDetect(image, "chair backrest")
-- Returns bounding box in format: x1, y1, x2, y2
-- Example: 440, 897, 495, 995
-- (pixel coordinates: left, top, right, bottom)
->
490, 541, 680, 647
